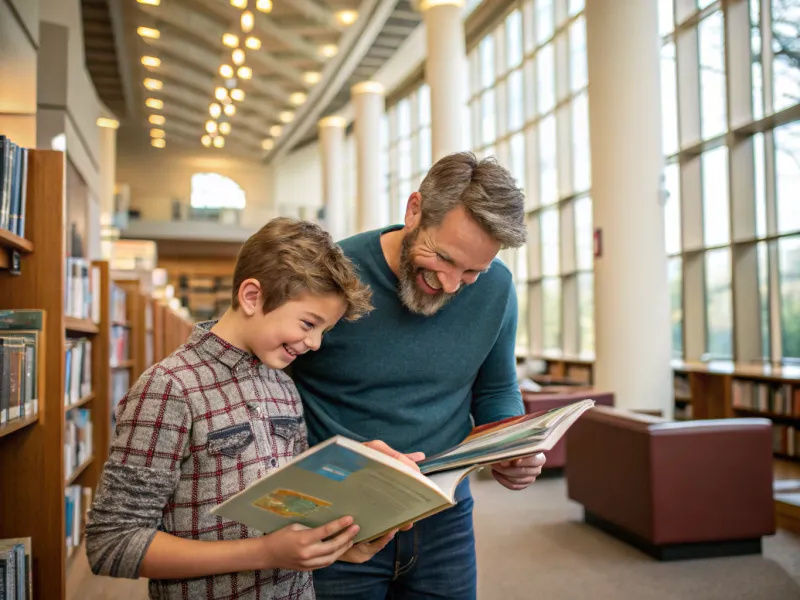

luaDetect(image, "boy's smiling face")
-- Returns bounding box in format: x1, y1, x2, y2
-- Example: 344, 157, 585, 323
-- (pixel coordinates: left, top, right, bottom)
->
239, 282, 347, 369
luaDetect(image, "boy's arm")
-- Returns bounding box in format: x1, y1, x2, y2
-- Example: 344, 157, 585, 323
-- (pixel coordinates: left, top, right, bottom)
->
85, 367, 191, 578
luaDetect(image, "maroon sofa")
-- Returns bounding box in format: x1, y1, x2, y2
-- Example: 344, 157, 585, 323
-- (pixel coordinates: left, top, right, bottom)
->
566, 405, 775, 560
522, 389, 614, 469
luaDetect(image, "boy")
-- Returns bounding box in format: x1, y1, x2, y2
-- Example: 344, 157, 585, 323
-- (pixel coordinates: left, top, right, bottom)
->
86, 218, 418, 599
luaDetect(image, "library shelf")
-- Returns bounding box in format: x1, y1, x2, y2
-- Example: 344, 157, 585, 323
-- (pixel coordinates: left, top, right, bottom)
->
0, 228, 34, 253
0, 414, 39, 440
66, 392, 95, 412
64, 317, 99, 335
65, 454, 94, 486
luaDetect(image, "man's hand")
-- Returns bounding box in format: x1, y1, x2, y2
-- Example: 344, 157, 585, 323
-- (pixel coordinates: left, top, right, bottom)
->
256, 516, 360, 572
362, 440, 425, 473
491, 453, 546, 491
340, 528, 398, 564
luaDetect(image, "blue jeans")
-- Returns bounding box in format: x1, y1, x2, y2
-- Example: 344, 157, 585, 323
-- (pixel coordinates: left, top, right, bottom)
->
313, 479, 476, 600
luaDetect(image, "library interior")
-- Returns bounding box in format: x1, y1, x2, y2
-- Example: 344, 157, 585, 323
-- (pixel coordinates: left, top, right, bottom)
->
0, 0, 799, 598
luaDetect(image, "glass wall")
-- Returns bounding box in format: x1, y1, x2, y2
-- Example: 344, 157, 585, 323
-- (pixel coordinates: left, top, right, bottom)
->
660, 0, 800, 362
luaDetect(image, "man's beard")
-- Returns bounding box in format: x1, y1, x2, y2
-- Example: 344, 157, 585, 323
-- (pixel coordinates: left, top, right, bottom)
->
397, 229, 459, 316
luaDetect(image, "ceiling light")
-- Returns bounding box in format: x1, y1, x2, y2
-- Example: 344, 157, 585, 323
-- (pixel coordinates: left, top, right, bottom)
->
148, 114, 165, 125
303, 71, 321, 85
237, 66, 252, 80
231, 0, 247, 8
289, 92, 307, 106
219, 122, 232, 135
241, 10, 254, 33
223, 33, 239, 48
150, 128, 165, 139
213, 136, 225, 148
202, 135, 212, 147
262, 138, 274, 150
144, 78, 162, 90
209, 103, 222, 118
137, 0, 160, 5
219, 64, 234, 78
206, 120, 218, 134
231, 88, 245, 101
279, 111, 294, 123
232, 49, 246, 66
96, 117, 119, 129
318, 44, 338, 58
151, 138, 166, 148
335, 10, 358, 25
137, 26, 160, 39
224, 103, 236, 117
145, 97, 164, 110
245, 36, 261, 50
141, 56, 161, 68
215, 86, 228, 101
256, 0, 272, 12
270, 124, 282, 137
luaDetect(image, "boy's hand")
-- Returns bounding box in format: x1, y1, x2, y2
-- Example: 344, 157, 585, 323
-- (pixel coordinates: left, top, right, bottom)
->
362, 440, 425, 473
340, 529, 398, 564
257, 516, 360, 572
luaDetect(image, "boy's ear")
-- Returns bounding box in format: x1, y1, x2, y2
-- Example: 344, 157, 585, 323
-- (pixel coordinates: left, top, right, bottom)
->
238, 278, 262, 316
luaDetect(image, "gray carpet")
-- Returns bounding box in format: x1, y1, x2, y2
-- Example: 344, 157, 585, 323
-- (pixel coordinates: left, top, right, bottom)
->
472, 473, 800, 600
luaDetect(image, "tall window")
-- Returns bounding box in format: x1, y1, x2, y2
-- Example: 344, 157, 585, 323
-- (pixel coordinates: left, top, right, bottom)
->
190, 173, 246, 210
468, 0, 591, 357
385, 84, 432, 224
660, 0, 800, 362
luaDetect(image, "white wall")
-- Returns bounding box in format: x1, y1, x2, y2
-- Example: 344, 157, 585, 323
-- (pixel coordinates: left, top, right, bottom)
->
0, 0, 39, 146
273, 141, 324, 218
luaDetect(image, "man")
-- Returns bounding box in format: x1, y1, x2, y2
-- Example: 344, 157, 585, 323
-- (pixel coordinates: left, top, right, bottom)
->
291, 152, 545, 599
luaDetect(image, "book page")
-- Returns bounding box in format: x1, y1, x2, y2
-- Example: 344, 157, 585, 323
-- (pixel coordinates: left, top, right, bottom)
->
212, 438, 453, 543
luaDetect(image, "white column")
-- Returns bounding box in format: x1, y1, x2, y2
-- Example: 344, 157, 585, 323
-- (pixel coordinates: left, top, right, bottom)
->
586, 0, 673, 416
351, 81, 385, 232
419, 0, 467, 161
98, 123, 118, 222
318, 116, 348, 241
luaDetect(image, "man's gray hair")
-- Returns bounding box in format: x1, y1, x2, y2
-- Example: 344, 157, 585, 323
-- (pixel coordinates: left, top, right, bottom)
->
417, 152, 526, 248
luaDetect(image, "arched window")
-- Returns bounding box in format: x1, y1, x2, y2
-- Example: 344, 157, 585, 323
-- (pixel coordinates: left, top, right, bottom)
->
190, 172, 246, 210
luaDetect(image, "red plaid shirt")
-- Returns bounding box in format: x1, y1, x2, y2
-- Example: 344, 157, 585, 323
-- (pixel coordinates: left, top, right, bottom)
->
86, 321, 313, 600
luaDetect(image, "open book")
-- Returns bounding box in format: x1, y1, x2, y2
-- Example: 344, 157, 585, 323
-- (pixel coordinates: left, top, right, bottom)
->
211, 399, 594, 543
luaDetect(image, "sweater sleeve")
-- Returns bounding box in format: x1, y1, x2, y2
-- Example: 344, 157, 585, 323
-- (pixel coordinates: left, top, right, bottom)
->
85, 367, 190, 579
470, 277, 524, 426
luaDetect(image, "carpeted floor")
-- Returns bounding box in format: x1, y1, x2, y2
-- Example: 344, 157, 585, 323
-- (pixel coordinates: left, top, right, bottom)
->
472, 472, 800, 600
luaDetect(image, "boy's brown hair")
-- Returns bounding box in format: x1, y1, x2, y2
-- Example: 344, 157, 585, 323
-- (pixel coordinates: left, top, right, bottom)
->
232, 217, 373, 321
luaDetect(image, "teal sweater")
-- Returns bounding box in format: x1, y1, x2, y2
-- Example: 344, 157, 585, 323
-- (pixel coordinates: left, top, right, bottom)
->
290, 226, 523, 457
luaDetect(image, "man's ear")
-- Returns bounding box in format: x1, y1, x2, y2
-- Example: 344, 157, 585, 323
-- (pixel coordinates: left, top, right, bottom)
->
405, 192, 422, 229
237, 278, 262, 316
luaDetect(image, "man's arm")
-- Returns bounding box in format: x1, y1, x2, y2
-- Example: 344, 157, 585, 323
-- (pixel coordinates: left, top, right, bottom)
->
470, 276, 524, 427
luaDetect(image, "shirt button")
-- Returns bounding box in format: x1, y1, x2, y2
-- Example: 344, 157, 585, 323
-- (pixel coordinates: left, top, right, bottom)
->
270, 458, 278, 467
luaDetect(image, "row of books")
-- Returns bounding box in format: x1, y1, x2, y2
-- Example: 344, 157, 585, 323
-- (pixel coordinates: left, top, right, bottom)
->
65, 258, 101, 322
0, 537, 32, 600
66, 485, 92, 556
111, 283, 127, 324
674, 402, 693, 420
110, 325, 130, 367
110, 369, 130, 432
773, 424, 799, 458
732, 379, 800, 417
65, 338, 92, 407
65, 408, 92, 480
0, 135, 29, 239
0, 312, 39, 425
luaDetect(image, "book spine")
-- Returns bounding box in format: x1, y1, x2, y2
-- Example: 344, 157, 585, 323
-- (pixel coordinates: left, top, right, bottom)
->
0, 340, 8, 425
0, 137, 9, 231
16, 149, 28, 238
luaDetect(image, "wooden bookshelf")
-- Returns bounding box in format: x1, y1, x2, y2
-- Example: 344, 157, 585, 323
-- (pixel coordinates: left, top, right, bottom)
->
66, 392, 95, 411
64, 316, 99, 335
0, 227, 34, 270
518, 354, 595, 385
0, 413, 39, 439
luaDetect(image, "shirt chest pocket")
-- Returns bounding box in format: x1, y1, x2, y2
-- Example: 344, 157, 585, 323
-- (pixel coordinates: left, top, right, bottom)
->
207, 422, 255, 459
269, 415, 304, 465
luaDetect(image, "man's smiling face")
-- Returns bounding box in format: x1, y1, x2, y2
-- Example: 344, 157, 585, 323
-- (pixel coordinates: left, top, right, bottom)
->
398, 199, 500, 316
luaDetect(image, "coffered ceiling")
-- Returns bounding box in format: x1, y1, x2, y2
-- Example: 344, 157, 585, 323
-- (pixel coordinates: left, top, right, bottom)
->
82, 0, 421, 159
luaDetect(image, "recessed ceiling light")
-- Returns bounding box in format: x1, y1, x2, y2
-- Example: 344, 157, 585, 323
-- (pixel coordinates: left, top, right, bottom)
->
231, 88, 245, 102
144, 78, 162, 90
262, 139, 274, 150
219, 122, 232, 135
318, 44, 338, 58
213, 136, 225, 148
279, 111, 294, 123
215, 87, 228, 101
335, 10, 358, 25
222, 33, 239, 48
150, 128, 165, 139
224, 103, 236, 117
148, 115, 165, 125
230, 0, 246, 8
151, 138, 166, 148
232, 49, 246, 66
241, 10, 254, 33
145, 98, 164, 110
289, 92, 307, 106
245, 36, 261, 50
96, 117, 119, 129
237, 66, 252, 80
141, 56, 161, 68
206, 120, 218, 134
256, 0, 272, 12
219, 64, 234, 78
303, 71, 321, 85
201, 135, 212, 147
138, 0, 160, 6
209, 103, 222, 118
270, 124, 283, 137
137, 26, 160, 39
